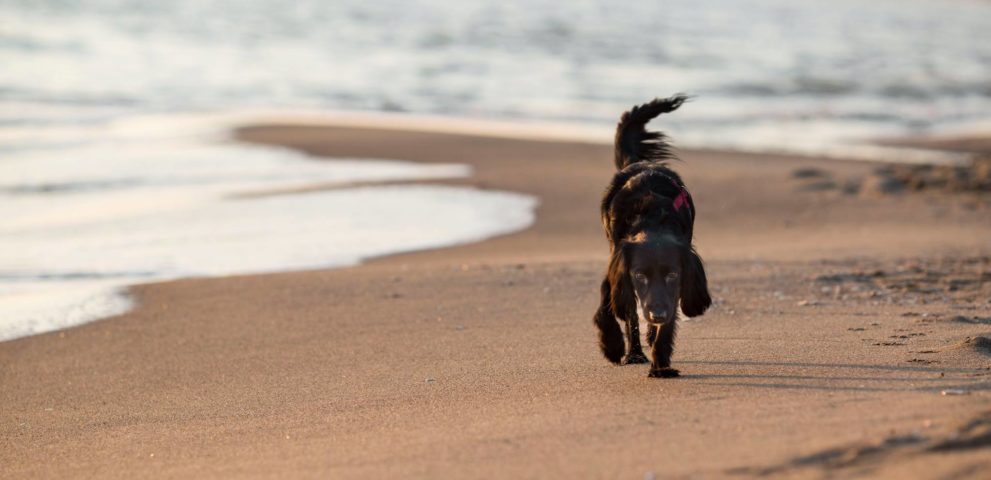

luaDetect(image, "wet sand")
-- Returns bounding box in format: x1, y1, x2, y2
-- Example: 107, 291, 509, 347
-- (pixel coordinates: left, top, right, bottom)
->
2, 125, 990, 479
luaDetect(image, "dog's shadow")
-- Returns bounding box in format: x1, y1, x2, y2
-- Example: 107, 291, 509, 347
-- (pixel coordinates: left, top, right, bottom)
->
671, 360, 991, 393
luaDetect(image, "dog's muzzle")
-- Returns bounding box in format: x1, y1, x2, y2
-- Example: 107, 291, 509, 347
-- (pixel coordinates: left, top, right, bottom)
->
646, 311, 670, 325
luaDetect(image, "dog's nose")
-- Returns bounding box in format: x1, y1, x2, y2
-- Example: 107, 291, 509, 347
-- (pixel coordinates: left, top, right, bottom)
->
648, 310, 669, 323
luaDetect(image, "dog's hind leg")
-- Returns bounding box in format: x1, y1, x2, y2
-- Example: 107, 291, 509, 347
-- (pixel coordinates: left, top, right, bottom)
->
648, 319, 680, 378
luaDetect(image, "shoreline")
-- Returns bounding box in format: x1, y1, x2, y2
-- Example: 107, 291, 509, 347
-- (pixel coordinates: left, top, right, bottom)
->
3, 123, 990, 479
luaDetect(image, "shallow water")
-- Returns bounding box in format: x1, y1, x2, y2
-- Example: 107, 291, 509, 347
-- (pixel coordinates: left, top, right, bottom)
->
0, 114, 537, 341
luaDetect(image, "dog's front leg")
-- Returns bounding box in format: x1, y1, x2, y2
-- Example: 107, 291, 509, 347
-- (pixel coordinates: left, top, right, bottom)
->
648, 320, 679, 378
646, 323, 658, 346
621, 312, 648, 365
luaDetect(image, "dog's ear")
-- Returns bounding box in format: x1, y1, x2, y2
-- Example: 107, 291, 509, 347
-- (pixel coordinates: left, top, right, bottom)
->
593, 277, 625, 364
608, 242, 637, 320
680, 246, 711, 317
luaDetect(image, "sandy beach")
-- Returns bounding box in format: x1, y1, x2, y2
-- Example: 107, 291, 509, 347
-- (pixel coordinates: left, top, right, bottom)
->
2, 125, 990, 479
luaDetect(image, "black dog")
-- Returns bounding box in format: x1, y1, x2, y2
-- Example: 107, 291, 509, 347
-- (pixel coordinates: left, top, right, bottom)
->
593, 95, 711, 378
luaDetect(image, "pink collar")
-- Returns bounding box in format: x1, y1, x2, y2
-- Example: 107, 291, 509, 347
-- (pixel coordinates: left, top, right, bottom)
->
671, 181, 691, 215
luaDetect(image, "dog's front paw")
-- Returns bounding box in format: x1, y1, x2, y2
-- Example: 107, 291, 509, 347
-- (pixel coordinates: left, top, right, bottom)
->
622, 352, 649, 365
648, 367, 680, 378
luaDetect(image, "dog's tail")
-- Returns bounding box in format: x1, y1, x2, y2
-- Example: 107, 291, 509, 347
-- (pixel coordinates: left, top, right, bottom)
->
614, 94, 688, 170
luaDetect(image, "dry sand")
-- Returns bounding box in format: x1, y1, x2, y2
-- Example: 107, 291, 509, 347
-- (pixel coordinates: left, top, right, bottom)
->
2, 125, 991, 479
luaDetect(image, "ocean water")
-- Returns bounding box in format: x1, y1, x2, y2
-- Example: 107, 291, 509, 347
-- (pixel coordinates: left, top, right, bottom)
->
2, 0, 990, 339
0, 112, 538, 340
3, 0, 990, 151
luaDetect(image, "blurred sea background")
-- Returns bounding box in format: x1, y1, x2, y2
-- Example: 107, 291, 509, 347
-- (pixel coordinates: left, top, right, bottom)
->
2, 0, 990, 340
5, 0, 990, 153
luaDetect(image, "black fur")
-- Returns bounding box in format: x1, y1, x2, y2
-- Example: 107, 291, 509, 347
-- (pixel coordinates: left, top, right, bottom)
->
593, 95, 711, 377
593, 278, 625, 364
680, 245, 710, 317
613, 95, 687, 170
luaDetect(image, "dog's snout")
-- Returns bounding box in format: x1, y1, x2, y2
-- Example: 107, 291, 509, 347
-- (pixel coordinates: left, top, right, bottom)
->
647, 308, 670, 323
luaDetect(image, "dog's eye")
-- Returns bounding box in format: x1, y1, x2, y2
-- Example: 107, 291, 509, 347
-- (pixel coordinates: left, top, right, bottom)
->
634, 272, 648, 283
666, 272, 679, 283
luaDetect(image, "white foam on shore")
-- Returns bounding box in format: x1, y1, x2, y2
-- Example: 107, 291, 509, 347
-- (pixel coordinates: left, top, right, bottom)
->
0, 112, 538, 342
